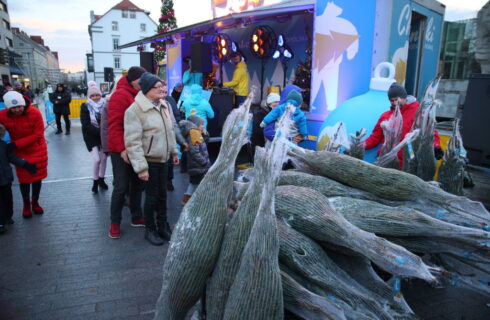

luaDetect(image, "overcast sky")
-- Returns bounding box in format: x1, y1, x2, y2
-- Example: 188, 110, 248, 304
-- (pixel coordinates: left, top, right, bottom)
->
8, 0, 488, 73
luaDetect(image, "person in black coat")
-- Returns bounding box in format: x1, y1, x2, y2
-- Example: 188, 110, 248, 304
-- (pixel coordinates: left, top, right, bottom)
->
0, 124, 37, 233
250, 92, 280, 159
80, 82, 109, 193
49, 83, 72, 134
165, 92, 186, 191
171, 83, 182, 105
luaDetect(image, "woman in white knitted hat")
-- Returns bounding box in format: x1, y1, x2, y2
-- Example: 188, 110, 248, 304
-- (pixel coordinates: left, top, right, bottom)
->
81, 81, 109, 193
0, 91, 48, 219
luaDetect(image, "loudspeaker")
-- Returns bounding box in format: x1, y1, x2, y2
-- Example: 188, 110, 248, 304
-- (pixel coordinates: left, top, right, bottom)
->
140, 52, 155, 74
103, 67, 114, 82
461, 73, 490, 167
191, 42, 212, 73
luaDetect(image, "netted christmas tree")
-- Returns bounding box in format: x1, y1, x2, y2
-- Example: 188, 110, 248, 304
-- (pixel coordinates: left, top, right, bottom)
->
154, 0, 177, 62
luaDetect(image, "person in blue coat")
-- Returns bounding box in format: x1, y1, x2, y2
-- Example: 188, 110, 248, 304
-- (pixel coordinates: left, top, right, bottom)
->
181, 84, 214, 130
260, 90, 308, 141
182, 59, 203, 87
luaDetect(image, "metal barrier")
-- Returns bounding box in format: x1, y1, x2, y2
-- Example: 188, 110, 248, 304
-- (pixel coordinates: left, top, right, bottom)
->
69, 99, 87, 118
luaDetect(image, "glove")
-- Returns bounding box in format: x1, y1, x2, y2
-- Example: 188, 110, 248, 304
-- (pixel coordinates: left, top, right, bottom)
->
6, 142, 16, 153
24, 162, 38, 174
434, 147, 444, 160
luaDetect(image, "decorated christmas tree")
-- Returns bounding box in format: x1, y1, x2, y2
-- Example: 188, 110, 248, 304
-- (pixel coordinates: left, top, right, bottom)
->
154, 0, 177, 62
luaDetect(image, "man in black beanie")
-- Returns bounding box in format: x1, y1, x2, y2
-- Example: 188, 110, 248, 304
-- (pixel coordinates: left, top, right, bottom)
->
365, 82, 442, 168
107, 66, 146, 239
138, 72, 162, 95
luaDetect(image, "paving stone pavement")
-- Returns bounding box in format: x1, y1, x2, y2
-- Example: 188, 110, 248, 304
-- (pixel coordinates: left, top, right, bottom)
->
0, 119, 488, 319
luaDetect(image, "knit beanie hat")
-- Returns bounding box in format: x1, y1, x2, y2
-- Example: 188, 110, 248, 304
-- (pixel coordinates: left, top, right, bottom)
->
280, 84, 302, 104
286, 90, 303, 107
387, 83, 407, 100
126, 66, 147, 83
187, 114, 204, 127
13, 81, 23, 88
266, 93, 280, 105
87, 81, 102, 98
139, 72, 163, 94
3, 91, 26, 108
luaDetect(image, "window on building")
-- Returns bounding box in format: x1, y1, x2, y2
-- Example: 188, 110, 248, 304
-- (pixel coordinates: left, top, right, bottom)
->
130, 11, 136, 19
122, 10, 128, 18
112, 21, 118, 31
0, 1, 8, 13
114, 57, 120, 69
2, 19, 10, 30
140, 23, 146, 32
86, 53, 94, 72
5, 37, 12, 47
113, 38, 119, 50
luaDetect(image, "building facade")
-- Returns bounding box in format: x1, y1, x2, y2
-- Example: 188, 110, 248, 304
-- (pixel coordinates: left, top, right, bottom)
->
87, 0, 157, 89
439, 19, 481, 80
0, 0, 14, 84
11, 28, 62, 90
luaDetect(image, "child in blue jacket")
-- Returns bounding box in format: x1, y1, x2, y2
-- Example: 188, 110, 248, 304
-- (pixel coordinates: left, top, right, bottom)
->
260, 90, 307, 140
181, 84, 214, 130
0, 124, 37, 234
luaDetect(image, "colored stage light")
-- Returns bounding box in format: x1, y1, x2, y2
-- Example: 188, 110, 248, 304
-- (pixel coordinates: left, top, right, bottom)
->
249, 25, 277, 59
214, 33, 232, 62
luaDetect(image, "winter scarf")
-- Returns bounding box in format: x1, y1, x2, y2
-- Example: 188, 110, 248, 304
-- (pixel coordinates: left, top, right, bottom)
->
87, 98, 105, 128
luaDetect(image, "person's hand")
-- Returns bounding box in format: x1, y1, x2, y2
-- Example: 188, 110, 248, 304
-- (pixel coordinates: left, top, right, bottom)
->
434, 147, 444, 160
121, 150, 130, 164
292, 134, 304, 143
172, 155, 180, 165
6, 142, 16, 153
138, 170, 149, 181
182, 143, 189, 152
24, 162, 37, 174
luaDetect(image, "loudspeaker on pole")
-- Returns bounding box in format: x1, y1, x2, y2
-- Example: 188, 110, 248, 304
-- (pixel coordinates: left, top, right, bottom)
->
191, 42, 212, 73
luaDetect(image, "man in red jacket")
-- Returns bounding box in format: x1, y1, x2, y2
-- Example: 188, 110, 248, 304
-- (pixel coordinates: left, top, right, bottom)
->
364, 83, 443, 167
107, 66, 146, 239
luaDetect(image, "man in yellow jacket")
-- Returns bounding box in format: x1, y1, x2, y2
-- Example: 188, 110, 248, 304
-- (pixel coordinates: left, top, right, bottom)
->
223, 53, 249, 106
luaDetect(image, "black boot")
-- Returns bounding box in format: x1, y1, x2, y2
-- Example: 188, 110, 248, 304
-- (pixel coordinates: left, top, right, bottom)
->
55, 130, 62, 134
158, 222, 172, 241
145, 229, 164, 246
98, 178, 109, 190
92, 179, 99, 194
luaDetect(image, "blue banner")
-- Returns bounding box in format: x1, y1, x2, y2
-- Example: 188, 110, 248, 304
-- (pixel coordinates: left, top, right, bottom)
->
0, 101, 10, 142
166, 38, 184, 94
44, 98, 56, 127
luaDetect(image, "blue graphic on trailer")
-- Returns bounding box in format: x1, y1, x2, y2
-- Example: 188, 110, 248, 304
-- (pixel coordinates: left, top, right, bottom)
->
412, 2, 443, 99
389, 0, 411, 85
311, 0, 376, 116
